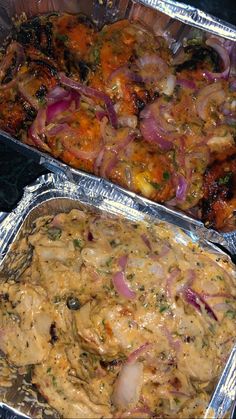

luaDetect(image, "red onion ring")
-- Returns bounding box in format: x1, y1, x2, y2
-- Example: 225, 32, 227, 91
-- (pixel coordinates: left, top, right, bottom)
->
140, 116, 173, 150
202, 292, 235, 299
127, 343, 151, 364
176, 78, 196, 90
99, 131, 136, 178
59, 73, 118, 128
61, 136, 101, 160
183, 287, 218, 321
165, 267, 181, 299
28, 108, 51, 152
175, 174, 188, 202
136, 54, 169, 83
46, 99, 72, 123
46, 86, 69, 102
112, 271, 136, 299
161, 326, 181, 352
196, 82, 226, 121
109, 65, 143, 83
118, 255, 128, 271
205, 38, 230, 81
141, 234, 152, 251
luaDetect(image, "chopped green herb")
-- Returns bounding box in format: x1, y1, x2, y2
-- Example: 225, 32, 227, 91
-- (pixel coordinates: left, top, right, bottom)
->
56, 33, 68, 42
225, 310, 236, 319
92, 47, 100, 64
109, 239, 119, 248
106, 257, 113, 267
47, 227, 61, 241
47, 367, 52, 373
53, 296, 61, 304
73, 238, 83, 248
52, 376, 57, 386
174, 398, 180, 404
209, 323, 215, 334
218, 173, 232, 185
149, 181, 162, 190
163, 171, 170, 181
139, 285, 145, 291
127, 273, 135, 281
159, 305, 169, 313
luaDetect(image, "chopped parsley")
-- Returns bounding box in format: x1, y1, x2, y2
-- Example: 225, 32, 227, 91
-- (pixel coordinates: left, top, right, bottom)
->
73, 238, 83, 248
218, 173, 232, 185
225, 309, 236, 319
149, 181, 162, 190
159, 304, 170, 313
47, 227, 61, 241
56, 33, 68, 42
163, 171, 170, 181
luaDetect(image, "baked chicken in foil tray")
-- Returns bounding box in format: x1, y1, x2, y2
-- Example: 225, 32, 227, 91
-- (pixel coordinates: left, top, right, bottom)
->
0, 173, 235, 419
0, 0, 235, 253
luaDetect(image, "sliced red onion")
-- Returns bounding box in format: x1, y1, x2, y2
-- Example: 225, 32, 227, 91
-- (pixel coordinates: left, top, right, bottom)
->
140, 116, 173, 150
59, 73, 118, 128
150, 243, 170, 261
203, 292, 234, 299
101, 153, 119, 178
161, 326, 181, 352
0, 41, 25, 89
127, 343, 151, 364
112, 271, 136, 300
141, 234, 152, 251
118, 115, 138, 129
196, 83, 226, 121
212, 302, 232, 312
28, 108, 50, 152
109, 65, 143, 83
95, 110, 108, 121
118, 255, 128, 271
99, 131, 136, 178
165, 267, 181, 299
175, 174, 188, 202
46, 86, 69, 102
46, 99, 72, 123
46, 123, 68, 136
169, 390, 191, 398
205, 38, 230, 81
136, 54, 169, 83
94, 148, 105, 176
61, 137, 101, 160
122, 406, 154, 418
183, 287, 218, 321
110, 131, 136, 154
176, 78, 196, 90
112, 362, 143, 409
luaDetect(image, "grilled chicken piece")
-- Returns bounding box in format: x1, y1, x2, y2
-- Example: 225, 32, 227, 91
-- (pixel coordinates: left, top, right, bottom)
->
202, 156, 236, 230
33, 345, 111, 419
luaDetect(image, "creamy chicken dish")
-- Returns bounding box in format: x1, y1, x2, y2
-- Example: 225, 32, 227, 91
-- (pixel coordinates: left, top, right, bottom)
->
0, 209, 235, 418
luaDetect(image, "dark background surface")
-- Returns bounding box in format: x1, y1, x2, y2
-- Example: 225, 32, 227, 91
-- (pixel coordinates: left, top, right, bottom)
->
0, 0, 235, 213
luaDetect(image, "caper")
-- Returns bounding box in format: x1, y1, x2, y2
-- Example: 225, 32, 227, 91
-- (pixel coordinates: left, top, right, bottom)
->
66, 296, 81, 310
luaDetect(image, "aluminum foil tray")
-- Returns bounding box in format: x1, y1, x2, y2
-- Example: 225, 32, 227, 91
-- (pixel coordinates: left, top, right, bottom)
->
0, 0, 235, 256
0, 172, 235, 418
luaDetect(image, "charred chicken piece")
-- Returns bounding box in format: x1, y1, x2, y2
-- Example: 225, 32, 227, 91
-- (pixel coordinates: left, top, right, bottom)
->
202, 156, 236, 231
